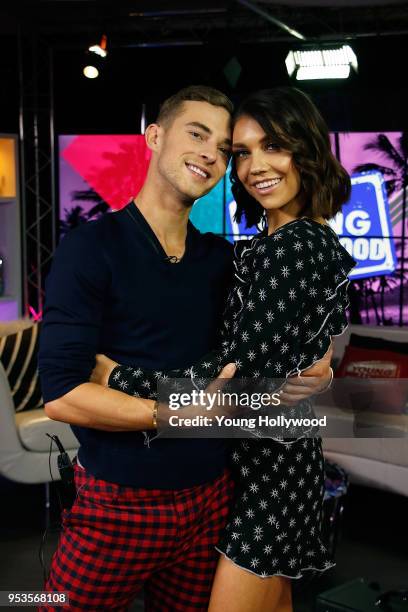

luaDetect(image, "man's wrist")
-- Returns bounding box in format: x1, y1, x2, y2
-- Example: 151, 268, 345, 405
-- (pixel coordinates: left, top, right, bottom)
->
152, 400, 159, 428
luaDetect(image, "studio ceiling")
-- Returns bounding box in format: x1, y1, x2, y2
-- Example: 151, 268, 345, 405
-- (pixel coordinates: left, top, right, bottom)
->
1, 1, 408, 46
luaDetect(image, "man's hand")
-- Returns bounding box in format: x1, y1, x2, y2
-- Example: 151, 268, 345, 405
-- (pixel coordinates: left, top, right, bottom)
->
279, 343, 334, 406
90, 354, 119, 387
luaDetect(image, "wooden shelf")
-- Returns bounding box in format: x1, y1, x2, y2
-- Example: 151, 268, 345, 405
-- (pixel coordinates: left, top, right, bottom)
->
0, 137, 17, 198
0, 134, 21, 319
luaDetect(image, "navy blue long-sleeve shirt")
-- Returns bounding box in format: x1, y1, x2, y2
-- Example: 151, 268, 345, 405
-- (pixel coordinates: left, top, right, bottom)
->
39, 202, 233, 488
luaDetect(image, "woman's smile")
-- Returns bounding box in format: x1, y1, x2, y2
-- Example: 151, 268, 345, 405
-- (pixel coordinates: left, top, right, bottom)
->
251, 176, 283, 195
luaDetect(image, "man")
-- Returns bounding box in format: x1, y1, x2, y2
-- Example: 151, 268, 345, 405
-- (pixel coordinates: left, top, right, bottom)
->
39, 86, 331, 611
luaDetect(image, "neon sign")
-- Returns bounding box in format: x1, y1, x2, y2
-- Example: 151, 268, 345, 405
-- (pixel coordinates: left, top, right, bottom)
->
329, 171, 397, 279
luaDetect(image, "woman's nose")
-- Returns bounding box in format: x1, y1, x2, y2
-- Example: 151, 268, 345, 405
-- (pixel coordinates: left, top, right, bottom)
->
249, 151, 269, 175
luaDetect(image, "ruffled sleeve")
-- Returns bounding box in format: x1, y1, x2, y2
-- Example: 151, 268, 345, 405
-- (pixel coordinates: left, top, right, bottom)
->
296, 221, 356, 372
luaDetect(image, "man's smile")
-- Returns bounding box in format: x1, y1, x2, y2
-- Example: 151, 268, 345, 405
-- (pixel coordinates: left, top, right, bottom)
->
185, 162, 211, 180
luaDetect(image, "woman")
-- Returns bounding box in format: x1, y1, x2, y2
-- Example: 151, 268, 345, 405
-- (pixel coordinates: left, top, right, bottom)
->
92, 87, 355, 611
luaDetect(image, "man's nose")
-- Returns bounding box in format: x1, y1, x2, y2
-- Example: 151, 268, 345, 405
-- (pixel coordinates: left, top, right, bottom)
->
199, 143, 217, 163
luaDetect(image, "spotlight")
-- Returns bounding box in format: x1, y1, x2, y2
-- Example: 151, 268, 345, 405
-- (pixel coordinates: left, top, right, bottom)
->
83, 65, 99, 79
83, 34, 108, 79
285, 44, 358, 80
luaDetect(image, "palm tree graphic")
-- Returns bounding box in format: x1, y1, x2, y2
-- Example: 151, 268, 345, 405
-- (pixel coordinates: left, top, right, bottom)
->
353, 132, 408, 228
350, 132, 408, 326
60, 189, 109, 237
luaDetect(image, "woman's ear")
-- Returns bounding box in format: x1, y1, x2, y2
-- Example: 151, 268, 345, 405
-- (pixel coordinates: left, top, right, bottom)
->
145, 123, 163, 152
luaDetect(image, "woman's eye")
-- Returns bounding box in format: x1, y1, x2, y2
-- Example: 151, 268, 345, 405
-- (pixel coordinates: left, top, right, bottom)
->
266, 142, 280, 151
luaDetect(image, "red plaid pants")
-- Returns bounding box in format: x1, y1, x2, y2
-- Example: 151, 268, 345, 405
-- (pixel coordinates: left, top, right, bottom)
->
39, 463, 234, 611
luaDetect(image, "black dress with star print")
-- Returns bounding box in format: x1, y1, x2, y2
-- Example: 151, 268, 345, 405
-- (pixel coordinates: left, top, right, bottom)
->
108, 218, 356, 579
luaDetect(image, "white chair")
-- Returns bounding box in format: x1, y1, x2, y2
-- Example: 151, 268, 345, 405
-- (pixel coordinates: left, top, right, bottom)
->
0, 360, 79, 522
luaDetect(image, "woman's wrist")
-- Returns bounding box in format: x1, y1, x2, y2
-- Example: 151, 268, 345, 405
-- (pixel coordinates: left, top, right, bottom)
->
107, 365, 122, 388
316, 366, 334, 394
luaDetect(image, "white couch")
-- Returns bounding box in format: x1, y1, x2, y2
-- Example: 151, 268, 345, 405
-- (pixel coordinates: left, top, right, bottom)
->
322, 324, 408, 498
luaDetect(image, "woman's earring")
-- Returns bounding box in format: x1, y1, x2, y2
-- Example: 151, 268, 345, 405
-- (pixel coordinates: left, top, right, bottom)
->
259, 214, 267, 232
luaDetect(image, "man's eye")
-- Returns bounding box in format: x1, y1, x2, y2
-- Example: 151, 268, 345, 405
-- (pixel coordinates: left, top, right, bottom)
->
219, 148, 231, 158
190, 131, 203, 140
233, 150, 248, 159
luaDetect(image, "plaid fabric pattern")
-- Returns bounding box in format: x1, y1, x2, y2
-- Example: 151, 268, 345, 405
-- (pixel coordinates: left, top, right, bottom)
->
39, 463, 234, 611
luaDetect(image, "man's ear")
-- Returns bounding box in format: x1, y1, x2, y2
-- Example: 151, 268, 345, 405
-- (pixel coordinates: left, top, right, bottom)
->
145, 123, 163, 152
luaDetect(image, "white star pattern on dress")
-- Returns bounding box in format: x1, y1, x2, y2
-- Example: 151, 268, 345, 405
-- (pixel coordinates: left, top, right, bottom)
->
275, 247, 285, 259
266, 310, 274, 323
254, 526, 264, 540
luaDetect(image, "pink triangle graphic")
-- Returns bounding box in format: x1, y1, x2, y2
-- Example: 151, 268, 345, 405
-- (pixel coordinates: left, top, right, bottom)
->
62, 135, 151, 209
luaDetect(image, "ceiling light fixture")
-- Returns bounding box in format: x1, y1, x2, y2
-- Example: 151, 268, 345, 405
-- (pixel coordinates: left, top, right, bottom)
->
286, 44, 358, 80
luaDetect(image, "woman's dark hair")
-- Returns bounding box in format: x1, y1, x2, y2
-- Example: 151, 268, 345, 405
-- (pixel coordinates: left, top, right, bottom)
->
231, 87, 351, 229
